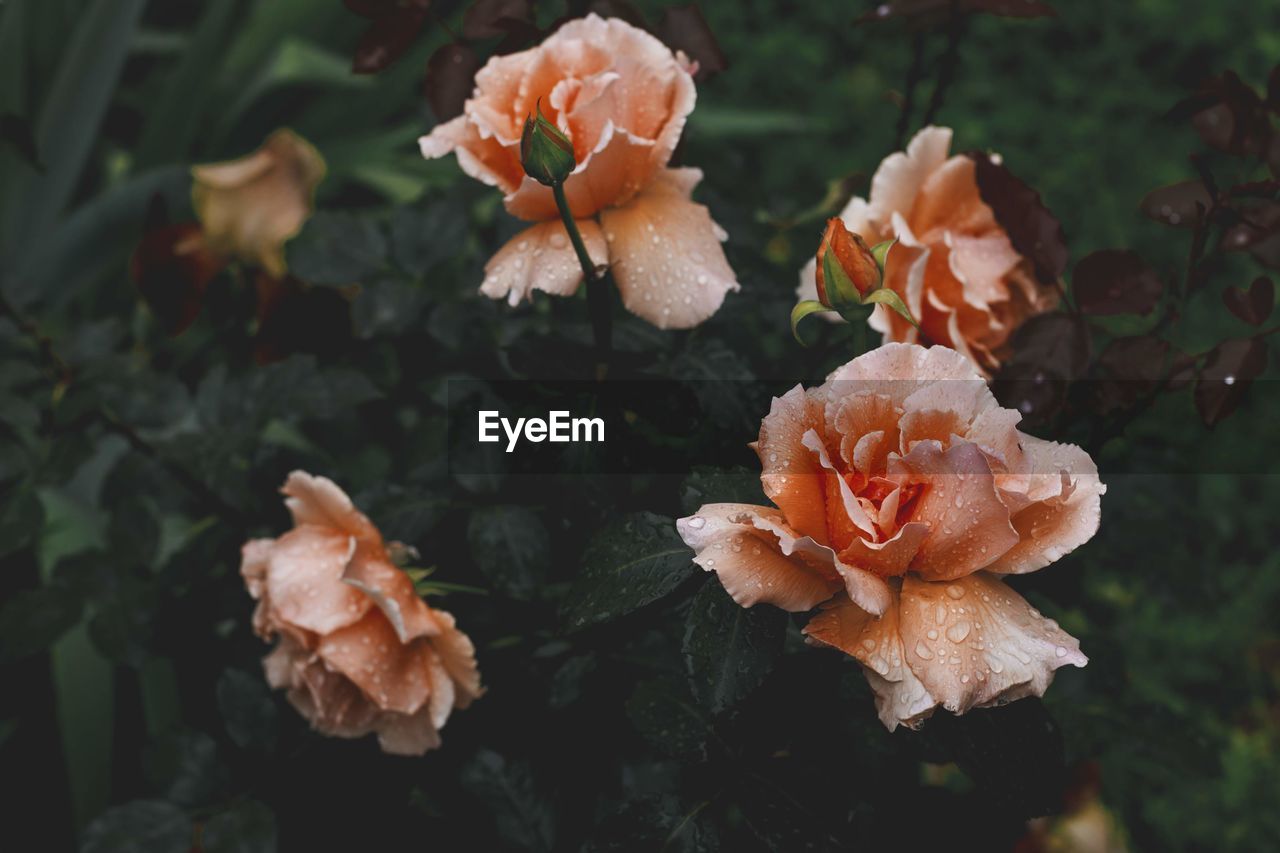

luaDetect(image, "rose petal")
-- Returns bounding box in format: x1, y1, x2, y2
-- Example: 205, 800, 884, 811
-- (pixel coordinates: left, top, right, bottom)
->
986, 436, 1105, 575
676, 503, 841, 611
342, 544, 440, 642
317, 612, 433, 715
375, 705, 443, 756
429, 608, 485, 708
282, 471, 383, 545
898, 573, 1087, 715
891, 440, 1019, 581
803, 594, 936, 730
867, 126, 953, 228
753, 385, 830, 543
264, 528, 371, 636
479, 219, 608, 306
419, 115, 524, 193
598, 168, 739, 329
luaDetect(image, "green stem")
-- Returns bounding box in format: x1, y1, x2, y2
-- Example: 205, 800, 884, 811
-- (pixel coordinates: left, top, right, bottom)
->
552, 181, 612, 379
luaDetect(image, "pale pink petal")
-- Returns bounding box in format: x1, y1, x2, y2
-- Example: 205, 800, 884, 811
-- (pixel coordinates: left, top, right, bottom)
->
826, 343, 983, 411
986, 436, 1105, 575
598, 168, 739, 328
676, 503, 840, 612
290, 660, 380, 738
947, 232, 1020, 311
839, 521, 930, 578
898, 573, 1087, 715
890, 440, 1019, 581
419, 116, 524, 194
317, 613, 432, 715
908, 155, 996, 239
429, 608, 485, 708
376, 706, 442, 756
803, 594, 936, 730
264, 527, 370, 636
282, 471, 382, 545
341, 545, 440, 643
479, 219, 609, 306
753, 386, 830, 543
241, 538, 274, 599
867, 126, 953, 228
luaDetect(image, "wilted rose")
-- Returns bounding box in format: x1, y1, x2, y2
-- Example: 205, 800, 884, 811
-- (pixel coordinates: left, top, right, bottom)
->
242, 472, 482, 755
420, 13, 739, 329
798, 127, 1059, 375
677, 343, 1103, 730
192, 129, 326, 276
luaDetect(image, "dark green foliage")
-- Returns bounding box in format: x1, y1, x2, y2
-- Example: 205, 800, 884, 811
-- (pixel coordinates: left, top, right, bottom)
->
0, 1, 1277, 851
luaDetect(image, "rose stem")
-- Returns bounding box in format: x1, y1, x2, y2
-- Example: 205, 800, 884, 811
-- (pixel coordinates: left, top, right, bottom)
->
552, 180, 612, 380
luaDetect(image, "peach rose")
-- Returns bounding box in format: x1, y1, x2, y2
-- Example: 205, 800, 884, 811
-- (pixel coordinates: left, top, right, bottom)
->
419, 14, 739, 328
241, 472, 482, 755
676, 343, 1103, 730
193, 129, 326, 276
798, 127, 1058, 375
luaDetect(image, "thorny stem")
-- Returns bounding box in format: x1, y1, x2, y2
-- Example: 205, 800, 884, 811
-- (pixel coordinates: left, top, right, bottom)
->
894, 30, 928, 150
552, 180, 612, 380
921, 0, 966, 128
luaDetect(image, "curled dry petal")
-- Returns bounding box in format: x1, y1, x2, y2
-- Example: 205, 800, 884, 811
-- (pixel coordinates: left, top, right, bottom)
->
679, 342, 1103, 729
240, 471, 482, 755
192, 130, 325, 276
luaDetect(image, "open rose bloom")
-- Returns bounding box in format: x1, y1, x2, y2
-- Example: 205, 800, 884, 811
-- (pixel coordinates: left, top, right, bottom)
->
420, 14, 739, 328
241, 472, 482, 755
677, 344, 1103, 730
798, 127, 1058, 375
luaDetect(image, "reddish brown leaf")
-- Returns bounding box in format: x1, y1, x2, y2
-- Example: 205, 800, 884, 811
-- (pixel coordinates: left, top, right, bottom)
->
991, 312, 1090, 424
425, 43, 482, 121
352, 5, 430, 74
1072, 249, 1163, 316
1090, 335, 1171, 414
1223, 276, 1275, 326
1194, 337, 1269, 427
463, 0, 535, 40
1175, 72, 1273, 158
253, 274, 355, 364
657, 5, 728, 81
1140, 180, 1212, 228
1221, 201, 1280, 270
968, 152, 1068, 285
131, 223, 226, 336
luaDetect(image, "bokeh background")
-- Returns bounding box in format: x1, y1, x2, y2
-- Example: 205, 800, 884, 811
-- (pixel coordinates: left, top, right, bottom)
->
1, 0, 1278, 850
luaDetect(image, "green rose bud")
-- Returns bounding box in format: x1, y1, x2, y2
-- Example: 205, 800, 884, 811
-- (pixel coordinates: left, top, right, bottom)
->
520, 102, 576, 187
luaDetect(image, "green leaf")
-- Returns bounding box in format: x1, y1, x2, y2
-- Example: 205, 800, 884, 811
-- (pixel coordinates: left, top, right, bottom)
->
679, 466, 766, 516
133, 1, 240, 168
0, 0, 147, 271
561, 512, 695, 631
625, 678, 711, 760
390, 197, 469, 279
201, 801, 277, 853
0, 583, 82, 662
467, 506, 550, 599
0, 483, 43, 558
285, 211, 388, 285
216, 669, 278, 752
144, 731, 228, 808
790, 299, 833, 345
461, 751, 555, 853
861, 287, 919, 328
682, 580, 787, 714
80, 800, 190, 853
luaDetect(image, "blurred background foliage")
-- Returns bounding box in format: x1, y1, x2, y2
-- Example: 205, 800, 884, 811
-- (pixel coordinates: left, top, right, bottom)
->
1, 0, 1278, 850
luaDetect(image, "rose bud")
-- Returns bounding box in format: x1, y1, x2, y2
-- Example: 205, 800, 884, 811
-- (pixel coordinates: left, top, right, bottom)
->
815, 217, 882, 308
520, 103, 576, 187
